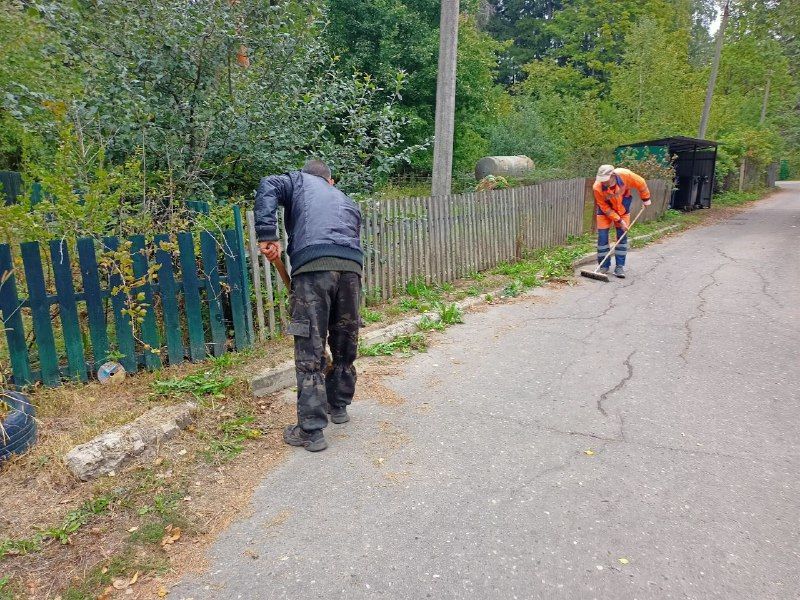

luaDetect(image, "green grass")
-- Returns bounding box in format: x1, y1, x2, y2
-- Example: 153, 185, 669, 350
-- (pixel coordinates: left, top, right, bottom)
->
201, 411, 261, 462
418, 315, 446, 331
0, 576, 14, 600
151, 369, 234, 400
437, 302, 464, 325
358, 333, 428, 357
361, 308, 383, 324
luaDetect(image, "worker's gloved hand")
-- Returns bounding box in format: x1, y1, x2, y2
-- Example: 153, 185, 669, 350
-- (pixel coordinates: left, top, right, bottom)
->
259, 241, 282, 262
618, 220, 630, 232
643, 199, 652, 206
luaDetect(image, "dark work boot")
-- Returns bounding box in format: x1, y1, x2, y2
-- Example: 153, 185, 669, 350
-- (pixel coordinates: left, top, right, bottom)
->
329, 407, 350, 424
283, 425, 328, 452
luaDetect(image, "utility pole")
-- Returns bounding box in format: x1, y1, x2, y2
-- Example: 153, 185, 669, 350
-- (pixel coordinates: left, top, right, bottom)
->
759, 75, 771, 125
698, 0, 729, 139
431, 0, 460, 197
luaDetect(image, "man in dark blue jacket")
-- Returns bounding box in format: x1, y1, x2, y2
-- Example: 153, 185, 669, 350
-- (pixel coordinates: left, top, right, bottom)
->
256, 160, 363, 452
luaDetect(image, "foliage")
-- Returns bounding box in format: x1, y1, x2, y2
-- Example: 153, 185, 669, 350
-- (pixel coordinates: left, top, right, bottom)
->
476, 175, 510, 191
358, 333, 427, 357
615, 148, 677, 181
203, 411, 261, 462
7, 0, 419, 203
151, 369, 235, 401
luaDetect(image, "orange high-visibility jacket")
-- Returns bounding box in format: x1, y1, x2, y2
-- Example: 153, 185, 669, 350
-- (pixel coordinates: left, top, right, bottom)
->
592, 168, 651, 223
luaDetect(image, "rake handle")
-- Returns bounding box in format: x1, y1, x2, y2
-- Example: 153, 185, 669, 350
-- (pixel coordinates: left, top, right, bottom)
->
593, 206, 646, 274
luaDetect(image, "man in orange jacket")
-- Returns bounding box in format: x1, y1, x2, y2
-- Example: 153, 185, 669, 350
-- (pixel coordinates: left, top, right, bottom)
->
592, 165, 651, 278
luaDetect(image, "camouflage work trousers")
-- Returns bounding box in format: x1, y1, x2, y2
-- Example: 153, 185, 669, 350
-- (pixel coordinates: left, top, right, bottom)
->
287, 271, 360, 432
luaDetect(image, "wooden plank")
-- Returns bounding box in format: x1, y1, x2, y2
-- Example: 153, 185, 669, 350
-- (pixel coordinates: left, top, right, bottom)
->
154, 234, 185, 365
223, 229, 249, 351
20, 241, 60, 385
371, 204, 382, 301
233, 205, 254, 345
129, 235, 162, 369
381, 202, 390, 299
102, 237, 137, 373
0, 244, 32, 385
389, 199, 398, 295
177, 232, 207, 361
49, 240, 87, 381
200, 231, 227, 356
361, 203, 371, 302
76, 238, 110, 370
398, 198, 406, 291
434, 195, 443, 282
245, 211, 266, 341
414, 197, 422, 282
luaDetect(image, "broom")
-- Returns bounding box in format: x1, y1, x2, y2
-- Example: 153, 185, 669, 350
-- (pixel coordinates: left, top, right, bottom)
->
581, 206, 645, 282
272, 255, 335, 371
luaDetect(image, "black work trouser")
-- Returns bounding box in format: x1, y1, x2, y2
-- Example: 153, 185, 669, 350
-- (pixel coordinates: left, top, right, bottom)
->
287, 271, 360, 432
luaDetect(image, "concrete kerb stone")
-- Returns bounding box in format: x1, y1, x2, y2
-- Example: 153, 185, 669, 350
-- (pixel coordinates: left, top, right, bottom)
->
250, 224, 682, 397
64, 402, 198, 481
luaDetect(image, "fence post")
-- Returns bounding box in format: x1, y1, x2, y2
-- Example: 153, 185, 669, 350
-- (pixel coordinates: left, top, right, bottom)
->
154, 234, 186, 365
130, 235, 162, 370
50, 240, 88, 381
223, 229, 249, 351
0, 244, 32, 386
20, 242, 61, 385
233, 205, 254, 345
77, 238, 110, 371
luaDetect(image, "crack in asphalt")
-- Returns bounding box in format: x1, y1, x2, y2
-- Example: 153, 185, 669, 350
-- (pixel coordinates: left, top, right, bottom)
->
679, 249, 732, 364
751, 265, 785, 309
596, 350, 636, 418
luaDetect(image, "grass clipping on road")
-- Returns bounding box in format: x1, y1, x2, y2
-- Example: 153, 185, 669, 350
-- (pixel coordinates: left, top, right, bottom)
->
0, 186, 771, 599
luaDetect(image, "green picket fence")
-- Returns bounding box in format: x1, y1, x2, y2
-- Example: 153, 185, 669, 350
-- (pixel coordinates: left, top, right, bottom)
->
0, 208, 253, 388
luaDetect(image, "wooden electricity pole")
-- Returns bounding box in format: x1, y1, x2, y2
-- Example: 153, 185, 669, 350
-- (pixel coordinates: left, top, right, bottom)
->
431, 0, 460, 197
698, 0, 730, 139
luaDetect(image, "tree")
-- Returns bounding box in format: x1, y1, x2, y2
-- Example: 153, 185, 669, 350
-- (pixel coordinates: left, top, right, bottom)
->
11, 0, 419, 199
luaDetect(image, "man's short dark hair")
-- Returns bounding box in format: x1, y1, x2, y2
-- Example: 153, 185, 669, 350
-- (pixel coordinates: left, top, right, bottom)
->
301, 159, 332, 180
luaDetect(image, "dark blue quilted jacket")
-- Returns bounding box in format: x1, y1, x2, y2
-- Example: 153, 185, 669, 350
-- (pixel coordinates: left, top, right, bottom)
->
254, 171, 363, 270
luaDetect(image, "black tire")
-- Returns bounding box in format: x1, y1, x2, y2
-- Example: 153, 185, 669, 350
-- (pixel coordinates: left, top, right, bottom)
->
0, 391, 37, 462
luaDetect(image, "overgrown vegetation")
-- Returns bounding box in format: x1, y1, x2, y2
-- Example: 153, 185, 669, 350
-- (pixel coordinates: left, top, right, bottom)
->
0, 495, 114, 560
358, 333, 428, 357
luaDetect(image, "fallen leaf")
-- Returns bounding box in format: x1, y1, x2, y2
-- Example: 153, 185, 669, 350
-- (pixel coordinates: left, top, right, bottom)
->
618, 558, 629, 565
129, 572, 139, 586
161, 526, 182, 547
157, 587, 168, 598
101, 567, 109, 574
583, 449, 595, 456
178, 449, 188, 456
128, 526, 139, 533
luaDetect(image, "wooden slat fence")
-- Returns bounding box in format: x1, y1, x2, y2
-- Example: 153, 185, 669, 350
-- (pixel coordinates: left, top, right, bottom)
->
0, 209, 253, 387
246, 178, 589, 339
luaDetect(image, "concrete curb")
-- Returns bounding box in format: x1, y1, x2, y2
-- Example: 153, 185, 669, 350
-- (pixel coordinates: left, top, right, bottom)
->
64, 402, 197, 480
251, 223, 683, 397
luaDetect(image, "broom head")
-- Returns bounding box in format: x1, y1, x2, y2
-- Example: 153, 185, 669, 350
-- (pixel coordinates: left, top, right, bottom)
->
580, 269, 610, 282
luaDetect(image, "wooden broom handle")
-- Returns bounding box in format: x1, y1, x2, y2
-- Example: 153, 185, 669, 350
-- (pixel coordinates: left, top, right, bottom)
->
272, 256, 291, 289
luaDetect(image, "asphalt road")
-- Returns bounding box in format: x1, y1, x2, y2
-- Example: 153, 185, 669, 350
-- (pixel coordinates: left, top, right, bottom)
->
172, 184, 800, 600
